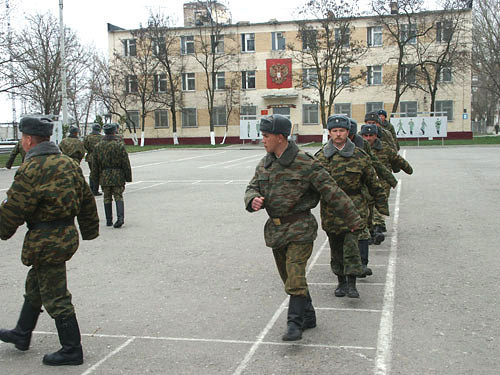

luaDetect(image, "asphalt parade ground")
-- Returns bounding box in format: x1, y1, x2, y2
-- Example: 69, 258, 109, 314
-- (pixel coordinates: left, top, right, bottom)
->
1, 145, 499, 375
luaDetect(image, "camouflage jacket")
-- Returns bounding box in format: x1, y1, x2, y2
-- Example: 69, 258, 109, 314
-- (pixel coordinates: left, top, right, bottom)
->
351, 134, 398, 188
5, 141, 26, 169
378, 126, 398, 152
0, 141, 99, 267
315, 138, 388, 234
245, 141, 362, 249
91, 135, 132, 187
371, 138, 413, 182
381, 119, 400, 151
59, 136, 85, 164
84, 133, 102, 162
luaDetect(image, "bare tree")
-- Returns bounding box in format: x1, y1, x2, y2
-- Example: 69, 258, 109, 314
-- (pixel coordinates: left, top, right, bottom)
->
221, 72, 240, 144
289, 0, 368, 142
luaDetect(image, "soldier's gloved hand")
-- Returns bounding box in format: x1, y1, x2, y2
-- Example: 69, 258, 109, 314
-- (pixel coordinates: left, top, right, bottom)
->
251, 197, 265, 212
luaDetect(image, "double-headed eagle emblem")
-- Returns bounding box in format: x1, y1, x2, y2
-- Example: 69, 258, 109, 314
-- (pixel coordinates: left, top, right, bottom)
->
269, 63, 289, 85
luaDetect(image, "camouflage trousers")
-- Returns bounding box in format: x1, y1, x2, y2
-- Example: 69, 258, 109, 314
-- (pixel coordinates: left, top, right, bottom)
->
327, 230, 362, 276
24, 263, 75, 319
102, 185, 125, 204
373, 185, 391, 226
272, 242, 313, 297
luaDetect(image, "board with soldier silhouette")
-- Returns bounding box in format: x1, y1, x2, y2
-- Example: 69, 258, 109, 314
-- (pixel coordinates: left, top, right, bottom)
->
390, 116, 447, 139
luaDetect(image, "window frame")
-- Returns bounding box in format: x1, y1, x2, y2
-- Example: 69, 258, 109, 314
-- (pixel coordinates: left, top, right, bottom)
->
181, 35, 195, 55
401, 64, 416, 85
271, 31, 286, 51
302, 104, 319, 125
366, 102, 384, 114
334, 103, 352, 118
213, 106, 227, 126
181, 108, 198, 127
214, 71, 225, 90
182, 72, 196, 91
337, 67, 350, 85
240, 105, 257, 120
126, 75, 138, 93
367, 65, 382, 85
399, 101, 418, 117
436, 20, 453, 43
126, 110, 140, 129
241, 33, 255, 52
241, 70, 256, 89
439, 65, 452, 82
154, 73, 168, 93
335, 27, 350, 48
301, 29, 317, 50
154, 110, 169, 128
211, 34, 224, 54
123, 39, 136, 57
367, 26, 383, 47
401, 23, 417, 44
435, 100, 453, 121
303, 68, 318, 88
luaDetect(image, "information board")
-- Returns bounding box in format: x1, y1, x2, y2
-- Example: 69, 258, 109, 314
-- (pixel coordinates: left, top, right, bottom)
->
390, 116, 447, 138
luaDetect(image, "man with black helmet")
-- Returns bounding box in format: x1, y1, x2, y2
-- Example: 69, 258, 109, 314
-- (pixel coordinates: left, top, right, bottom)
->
0, 116, 99, 366
377, 109, 400, 151
84, 124, 103, 196
315, 115, 388, 297
92, 123, 132, 228
59, 126, 85, 164
245, 114, 362, 342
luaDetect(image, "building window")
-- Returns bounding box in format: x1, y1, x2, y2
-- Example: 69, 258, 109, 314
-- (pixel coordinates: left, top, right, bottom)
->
123, 39, 136, 56
334, 103, 352, 117
181, 35, 195, 54
366, 102, 384, 113
303, 68, 318, 88
273, 107, 290, 119
214, 106, 227, 126
242, 70, 256, 89
435, 100, 453, 121
439, 65, 452, 82
400, 101, 418, 117
335, 27, 350, 48
211, 35, 224, 54
182, 108, 197, 127
154, 110, 169, 128
401, 64, 416, 85
126, 110, 139, 129
271, 32, 286, 51
303, 104, 319, 124
436, 20, 452, 43
401, 24, 417, 44
337, 67, 350, 85
182, 73, 195, 91
126, 75, 138, 93
154, 73, 167, 93
240, 105, 257, 120
152, 37, 166, 56
367, 65, 382, 85
301, 29, 317, 50
214, 72, 225, 90
367, 26, 383, 47
241, 33, 255, 52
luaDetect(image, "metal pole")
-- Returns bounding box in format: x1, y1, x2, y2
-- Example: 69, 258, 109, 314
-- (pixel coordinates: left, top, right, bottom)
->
59, 0, 68, 125
6, 0, 17, 139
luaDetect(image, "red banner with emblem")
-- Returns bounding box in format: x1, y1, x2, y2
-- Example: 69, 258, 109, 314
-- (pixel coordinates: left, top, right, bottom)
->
266, 59, 292, 89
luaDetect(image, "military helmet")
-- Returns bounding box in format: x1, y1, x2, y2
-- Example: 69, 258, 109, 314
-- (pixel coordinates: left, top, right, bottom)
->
327, 114, 350, 130
19, 117, 53, 137
364, 111, 381, 124
349, 118, 358, 136
377, 109, 388, 118
360, 124, 378, 135
259, 114, 291, 137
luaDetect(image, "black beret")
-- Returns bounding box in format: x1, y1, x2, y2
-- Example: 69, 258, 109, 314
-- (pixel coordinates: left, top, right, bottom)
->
103, 124, 116, 134
68, 126, 79, 134
360, 124, 378, 135
259, 114, 291, 137
91, 124, 101, 133
349, 118, 357, 136
327, 115, 350, 130
364, 112, 380, 123
377, 109, 388, 117
19, 117, 53, 137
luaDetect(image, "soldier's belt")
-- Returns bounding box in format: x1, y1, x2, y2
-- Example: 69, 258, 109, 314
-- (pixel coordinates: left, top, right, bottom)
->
27, 217, 74, 231
270, 210, 311, 226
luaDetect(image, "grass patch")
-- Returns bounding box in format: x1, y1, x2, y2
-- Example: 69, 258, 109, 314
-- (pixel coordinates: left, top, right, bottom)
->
0, 154, 22, 168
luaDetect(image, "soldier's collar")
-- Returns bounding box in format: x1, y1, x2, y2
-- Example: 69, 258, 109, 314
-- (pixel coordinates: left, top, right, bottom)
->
264, 141, 299, 168
372, 138, 383, 150
323, 138, 355, 158
25, 141, 61, 161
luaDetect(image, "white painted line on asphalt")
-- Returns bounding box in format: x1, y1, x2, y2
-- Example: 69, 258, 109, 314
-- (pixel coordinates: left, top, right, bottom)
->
316, 307, 382, 313
309, 282, 385, 286
199, 154, 261, 169
232, 237, 330, 375
223, 155, 263, 169
314, 263, 386, 267
81, 337, 135, 375
133, 151, 227, 169
374, 179, 403, 375
260, 341, 376, 350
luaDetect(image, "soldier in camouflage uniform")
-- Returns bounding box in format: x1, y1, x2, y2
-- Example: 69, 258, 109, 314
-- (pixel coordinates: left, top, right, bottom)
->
315, 115, 388, 298
378, 110, 400, 151
59, 126, 85, 164
360, 124, 413, 235
349, 119, 396, 275
245, 114, 362, 341
5, 140, 26, 169
0, 117, 99, 366
84, 124, 103, 196
365, 112, 398, 152
92, 123, 132, 228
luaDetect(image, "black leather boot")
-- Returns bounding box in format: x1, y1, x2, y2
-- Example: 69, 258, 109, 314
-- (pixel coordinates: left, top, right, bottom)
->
113, 201, 124, 228
104, 203, 113, 226
0, 300, 41, 351
282, 295, 306, 341
373, 225, 385, 245
347, 276, 360, 298
334, 275, 347, 297
359, 240, 372, 278
43, 315, 83, 366
89, 178, 102, 196
303, 292, 316, 330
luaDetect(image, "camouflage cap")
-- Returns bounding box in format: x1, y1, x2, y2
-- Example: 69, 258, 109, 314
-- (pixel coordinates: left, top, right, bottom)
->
68, 126, 79, 135
259, 114, 291, 137
349, 118, 358, 136
377, 109, 388, 117
360, 124, 378, 135
327, 115, 350, 130
364, 112, 381, 124
19, 117, 53, 137
103, 124, 116, 134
